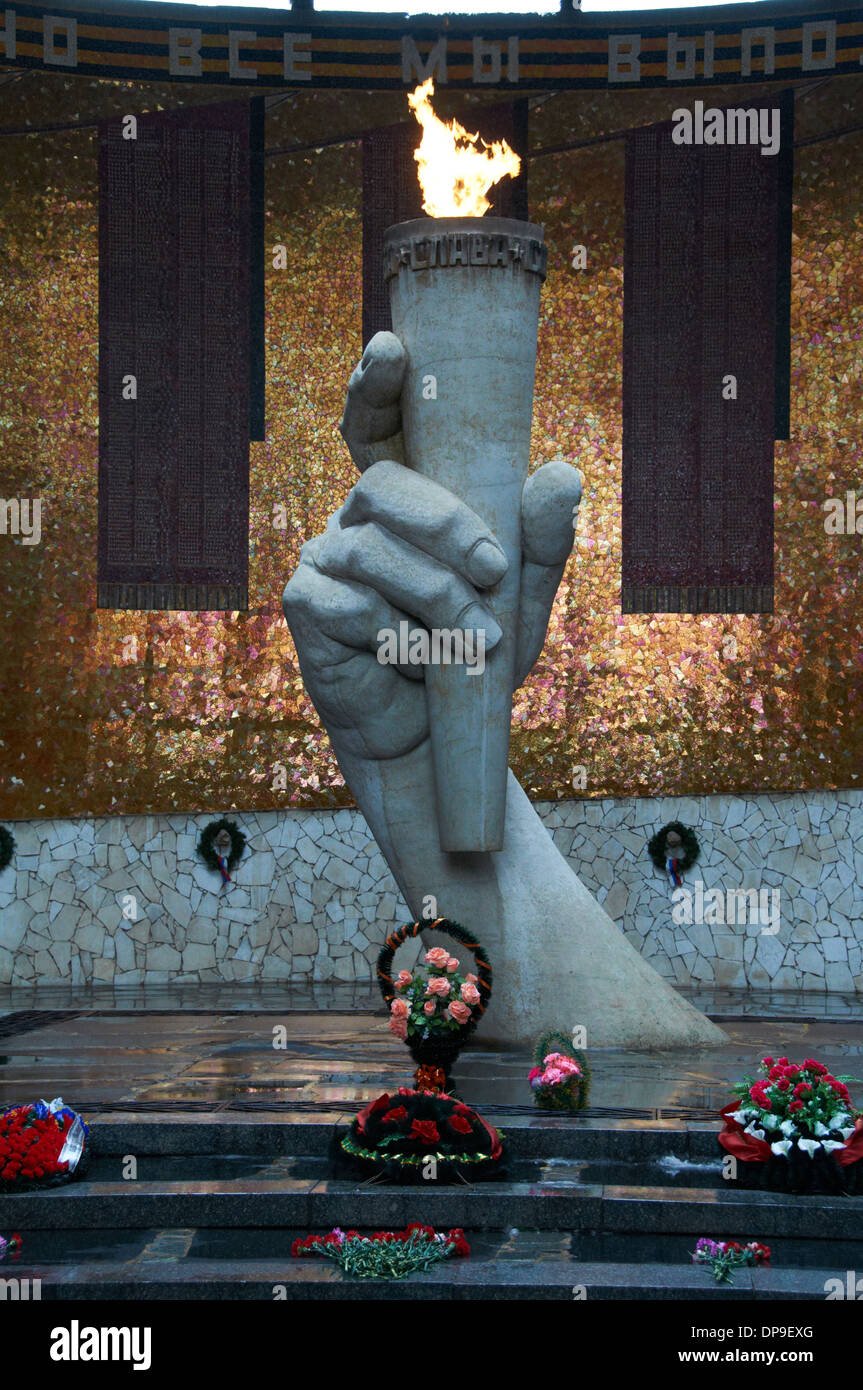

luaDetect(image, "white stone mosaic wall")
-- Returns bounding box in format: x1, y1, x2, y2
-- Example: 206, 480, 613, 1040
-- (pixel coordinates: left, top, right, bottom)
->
1, 790, 860, 991
545, 791, 862, 993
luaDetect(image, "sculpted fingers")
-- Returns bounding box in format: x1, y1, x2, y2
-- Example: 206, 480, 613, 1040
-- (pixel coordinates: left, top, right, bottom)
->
285, 564, 423, 681
282, 565, 428, 757
515, 460, 583, 686
514, 561, 565, 688
521, 459, 582, 567
339, 332, 407, 473
340, 459, 508, 590
311, 521, 504, 649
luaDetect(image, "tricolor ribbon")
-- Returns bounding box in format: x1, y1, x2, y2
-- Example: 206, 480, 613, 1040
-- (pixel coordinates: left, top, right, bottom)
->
217, 854, 231, 885
36, 1098, 89, 1174
667, 857, 682, 887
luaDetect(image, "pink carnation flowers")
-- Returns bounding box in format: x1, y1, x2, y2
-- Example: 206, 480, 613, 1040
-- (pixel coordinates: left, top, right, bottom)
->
529, 1052, 583, 1089
529, 1051, 589, 1112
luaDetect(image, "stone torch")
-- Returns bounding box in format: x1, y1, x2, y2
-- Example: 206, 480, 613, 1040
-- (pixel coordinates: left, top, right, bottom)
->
382, 82, 547, 853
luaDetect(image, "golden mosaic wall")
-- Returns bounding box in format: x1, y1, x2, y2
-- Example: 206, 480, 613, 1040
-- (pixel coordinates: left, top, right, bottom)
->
0, 74, 860, 817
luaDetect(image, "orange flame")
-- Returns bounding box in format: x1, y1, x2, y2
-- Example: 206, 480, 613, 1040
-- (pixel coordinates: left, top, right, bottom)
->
407, 79, 521, 218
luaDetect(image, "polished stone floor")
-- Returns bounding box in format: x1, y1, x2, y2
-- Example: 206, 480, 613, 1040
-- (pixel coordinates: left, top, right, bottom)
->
0, 984, 860, 1121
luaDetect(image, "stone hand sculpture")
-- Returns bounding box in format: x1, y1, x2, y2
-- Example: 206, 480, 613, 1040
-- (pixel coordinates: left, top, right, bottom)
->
283, 332, 725, 1047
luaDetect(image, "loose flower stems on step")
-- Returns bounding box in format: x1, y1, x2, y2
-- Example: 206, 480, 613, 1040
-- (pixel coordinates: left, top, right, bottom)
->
0, 1233, 22, 1262
693, 1239, 771, 1285
292, 1224, 470, 1279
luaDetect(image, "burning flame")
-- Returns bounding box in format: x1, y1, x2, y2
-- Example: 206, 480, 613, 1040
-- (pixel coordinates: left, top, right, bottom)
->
407, 79, 521, 218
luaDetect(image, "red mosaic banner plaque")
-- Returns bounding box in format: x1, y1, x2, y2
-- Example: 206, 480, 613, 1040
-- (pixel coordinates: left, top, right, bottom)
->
97, 99, 259, 610
621, 93, 793, 614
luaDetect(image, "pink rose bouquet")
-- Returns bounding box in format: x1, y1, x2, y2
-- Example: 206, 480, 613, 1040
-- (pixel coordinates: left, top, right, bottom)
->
389, 947, 485, 1043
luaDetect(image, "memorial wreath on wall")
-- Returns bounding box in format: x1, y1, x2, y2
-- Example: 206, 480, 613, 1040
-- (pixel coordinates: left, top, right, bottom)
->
196, 818, 247, 885
648, 821, 700, 887
0, 826, 15, 874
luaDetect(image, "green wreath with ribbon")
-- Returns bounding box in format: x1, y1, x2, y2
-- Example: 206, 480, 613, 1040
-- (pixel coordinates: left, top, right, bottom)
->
648, 821, 700, 873
0, 826, 15, 875
196, 818, 247, 881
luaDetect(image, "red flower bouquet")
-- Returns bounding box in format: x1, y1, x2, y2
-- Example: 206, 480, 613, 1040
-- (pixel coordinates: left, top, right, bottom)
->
720, 1056, 863, 1194
0, 1233, 22, 1262
0, 1099, 90, 1190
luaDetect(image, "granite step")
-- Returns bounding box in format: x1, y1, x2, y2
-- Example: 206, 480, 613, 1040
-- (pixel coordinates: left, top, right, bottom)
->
6, 1121, 861, 1302
11, 1223, 863, 1269
4, 1178, 863, 1236
86, 1116, 723, 1159
4, 1254, 848, 1301
73, 1150, 728, 1190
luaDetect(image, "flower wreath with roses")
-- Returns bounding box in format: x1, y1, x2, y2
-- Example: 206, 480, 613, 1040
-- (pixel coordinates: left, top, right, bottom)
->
332, 1087, 506, 1185
377, 921, 492, 1046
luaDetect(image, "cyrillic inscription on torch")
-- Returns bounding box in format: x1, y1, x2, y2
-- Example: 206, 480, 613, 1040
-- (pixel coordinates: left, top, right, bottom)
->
384, 231, 548, 279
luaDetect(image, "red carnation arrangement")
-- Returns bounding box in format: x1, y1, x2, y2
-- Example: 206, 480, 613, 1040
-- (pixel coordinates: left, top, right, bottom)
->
0, 1099, 90, 1189
292, 1223, 470, 1278
720, 1056, 863, 1194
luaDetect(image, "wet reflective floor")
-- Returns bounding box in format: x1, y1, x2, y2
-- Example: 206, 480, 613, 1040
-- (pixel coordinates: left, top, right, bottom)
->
2, 986, 861, 1299
0, 984, 861, 1119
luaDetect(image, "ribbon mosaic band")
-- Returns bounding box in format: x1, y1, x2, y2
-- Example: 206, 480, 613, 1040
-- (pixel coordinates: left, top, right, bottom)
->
1, 2, 861, 89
